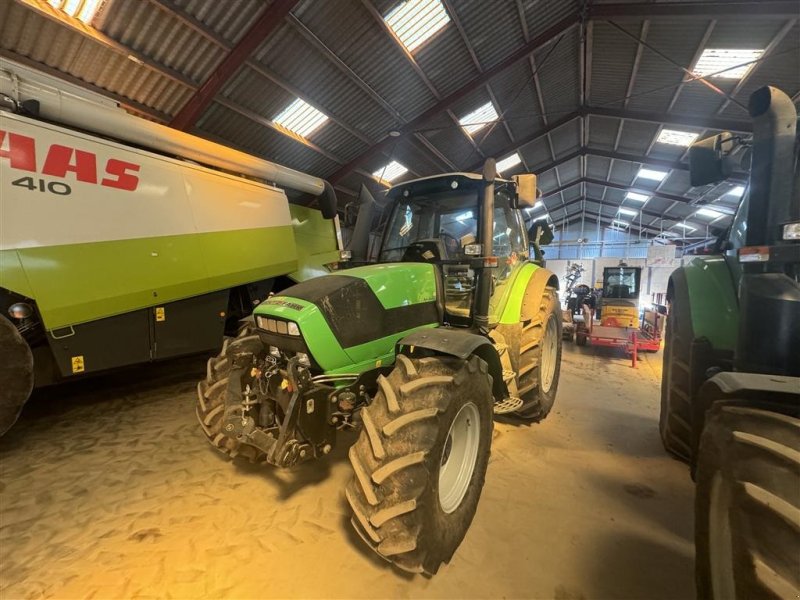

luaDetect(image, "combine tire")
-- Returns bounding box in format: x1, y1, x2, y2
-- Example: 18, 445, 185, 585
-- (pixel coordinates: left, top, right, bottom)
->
516, 287, 562, 420
346, 354, 493, 575
660, 293, 694, 461
195, 322, 265, 462
695, 403, 800, 599
0, 318, 34, 436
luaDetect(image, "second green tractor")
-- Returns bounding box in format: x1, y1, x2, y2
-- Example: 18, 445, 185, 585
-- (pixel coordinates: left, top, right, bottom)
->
196, 160, 562, 574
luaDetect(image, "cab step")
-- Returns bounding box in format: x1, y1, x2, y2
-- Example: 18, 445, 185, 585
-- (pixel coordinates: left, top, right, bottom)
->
493, 396, 523, 414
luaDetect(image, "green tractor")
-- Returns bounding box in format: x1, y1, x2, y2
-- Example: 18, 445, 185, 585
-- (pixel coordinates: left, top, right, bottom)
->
196, 160, 562, 574
659, 86, 799, 598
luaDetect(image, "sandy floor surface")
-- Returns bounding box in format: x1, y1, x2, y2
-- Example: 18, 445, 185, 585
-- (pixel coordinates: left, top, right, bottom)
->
0, 344, 694, 599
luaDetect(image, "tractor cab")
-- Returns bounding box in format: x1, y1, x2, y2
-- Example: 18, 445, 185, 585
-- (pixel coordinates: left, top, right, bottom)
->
598, 266, 641, 328
377, 173, 531, 324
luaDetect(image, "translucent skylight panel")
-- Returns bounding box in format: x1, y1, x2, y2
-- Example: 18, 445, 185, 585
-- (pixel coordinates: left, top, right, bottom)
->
626, 192, 650, 202
385, 0, 451, 52
459, 102, 499, 135
674, 223, 697, 232
373, 161, 408, 184
48, 0, 105, 23
613, 220, 630, 227
696, 207, 724, 219
273, 98, 329, 138
692, 49, 764, 80
496, 153, 522, 173
526, 201, 544, 213
656, 129, 699, 147
617, 207, 638, 217
637, 168, 668, 182
726, 185, 745, 197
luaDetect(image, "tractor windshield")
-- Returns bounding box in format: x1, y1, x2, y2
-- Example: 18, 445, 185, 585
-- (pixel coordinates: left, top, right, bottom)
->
379, 189, 526, 263
603, 267, 641, 299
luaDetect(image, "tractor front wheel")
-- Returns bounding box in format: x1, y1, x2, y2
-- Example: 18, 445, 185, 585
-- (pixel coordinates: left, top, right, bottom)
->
195, 322, 265, 463
346, 354, 493, 574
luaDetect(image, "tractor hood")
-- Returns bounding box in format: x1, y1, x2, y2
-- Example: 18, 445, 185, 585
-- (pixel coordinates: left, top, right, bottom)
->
253, 263, 441, 373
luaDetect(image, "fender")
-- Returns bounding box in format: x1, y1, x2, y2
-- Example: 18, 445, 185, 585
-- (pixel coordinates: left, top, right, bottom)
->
667, 257, 739, 352
396, 328, 506, 402
499, 263, 559, 325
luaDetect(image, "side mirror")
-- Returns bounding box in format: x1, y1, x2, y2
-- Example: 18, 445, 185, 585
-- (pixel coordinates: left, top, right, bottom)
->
513, 174, 537, 208
688, 132, 735, 186
318, 180, 339, 220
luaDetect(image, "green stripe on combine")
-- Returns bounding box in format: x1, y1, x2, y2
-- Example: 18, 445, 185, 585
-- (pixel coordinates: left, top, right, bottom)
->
2, 226, 298, 329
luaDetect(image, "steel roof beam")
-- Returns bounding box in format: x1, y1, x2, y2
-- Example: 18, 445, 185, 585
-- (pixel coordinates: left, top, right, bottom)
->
589, 106, 752, 133
588, 2, 800, 19
540, 177, 693, 204
170, 0, 300, 130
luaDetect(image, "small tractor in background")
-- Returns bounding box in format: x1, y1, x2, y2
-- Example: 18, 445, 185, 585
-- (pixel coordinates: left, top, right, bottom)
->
197, 161, 563, 574
659, 85, 799, 598
574, 265, 662, 360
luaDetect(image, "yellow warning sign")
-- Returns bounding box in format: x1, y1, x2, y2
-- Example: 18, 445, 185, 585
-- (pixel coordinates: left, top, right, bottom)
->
71, 355, 85, 374
155, 307, 165, 322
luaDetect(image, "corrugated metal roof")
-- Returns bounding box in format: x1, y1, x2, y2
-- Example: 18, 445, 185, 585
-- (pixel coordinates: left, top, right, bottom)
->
3, 0, 793, 240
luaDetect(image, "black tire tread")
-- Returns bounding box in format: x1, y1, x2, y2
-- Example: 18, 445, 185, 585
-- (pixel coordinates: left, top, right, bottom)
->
695, 403, 800, 599
346, 354, 492, 574
195, 323, 264, 463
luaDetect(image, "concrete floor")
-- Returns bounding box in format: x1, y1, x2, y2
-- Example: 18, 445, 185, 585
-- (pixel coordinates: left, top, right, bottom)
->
0, 343, 695, 599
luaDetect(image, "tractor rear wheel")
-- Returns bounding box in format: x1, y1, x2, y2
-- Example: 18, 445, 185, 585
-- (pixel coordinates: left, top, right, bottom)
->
195, 322, 265, 462
515, 287, 562, 420
659, 295, 694, 461
695, 403, 800, 599
346, 354, 493, 575
0, 318, 34, 436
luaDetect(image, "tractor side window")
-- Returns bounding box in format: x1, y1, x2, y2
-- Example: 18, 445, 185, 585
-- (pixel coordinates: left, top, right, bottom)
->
380, 203, 435, 261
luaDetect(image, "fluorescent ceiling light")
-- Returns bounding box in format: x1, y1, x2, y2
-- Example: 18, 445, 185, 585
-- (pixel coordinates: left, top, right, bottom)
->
674, 223, 697, 232
726, 185, 745, 197
385, 0, 451, 53
659, 231, 679, 237
373, 160, 408, 184
696, 207, 724, 219
49, 0, 105, 23
626, 192, 650, 202
496, 153, 522, 173
637, 168, 668, 182
692, 48, 764, 80
273, 98, 329, 138
617, 207, 638, 217
459, 102, 499, 135
613, 219, 630, 227
656, 129, 700, 147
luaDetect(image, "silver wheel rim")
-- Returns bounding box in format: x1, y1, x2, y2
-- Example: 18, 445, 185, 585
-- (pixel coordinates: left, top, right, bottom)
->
540, 317, 558, 393
709, 473, 736, 600
439, 402, 480, 514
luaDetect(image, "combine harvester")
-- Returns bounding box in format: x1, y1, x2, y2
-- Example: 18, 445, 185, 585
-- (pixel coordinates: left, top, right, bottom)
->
0, 61, 341, 436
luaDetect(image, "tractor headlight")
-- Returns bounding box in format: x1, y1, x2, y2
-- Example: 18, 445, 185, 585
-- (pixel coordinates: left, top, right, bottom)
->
287, 322, 300, 336
7, 302, 33, 319
782, 221, 800, 240
276, 320, 288, 335
256, 316, 279, 332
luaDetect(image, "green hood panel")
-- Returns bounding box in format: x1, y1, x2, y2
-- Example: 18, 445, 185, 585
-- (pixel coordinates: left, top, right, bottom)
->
255, 262, 440, 372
